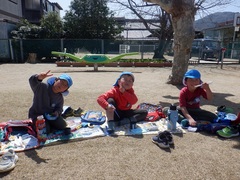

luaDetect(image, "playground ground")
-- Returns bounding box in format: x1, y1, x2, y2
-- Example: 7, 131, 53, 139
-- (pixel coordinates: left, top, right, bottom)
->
0, 62, 240, 179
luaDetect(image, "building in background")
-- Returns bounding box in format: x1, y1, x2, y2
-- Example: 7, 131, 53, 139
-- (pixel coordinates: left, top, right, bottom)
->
196, 12, 240, 58
115, 17, 159, 40
0, 0, 62, 61
0, 0, 62, 39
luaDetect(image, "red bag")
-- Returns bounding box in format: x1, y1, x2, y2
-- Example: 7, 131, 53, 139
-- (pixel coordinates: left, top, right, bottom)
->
0, 119, 36, 141
137, 103, 165, 122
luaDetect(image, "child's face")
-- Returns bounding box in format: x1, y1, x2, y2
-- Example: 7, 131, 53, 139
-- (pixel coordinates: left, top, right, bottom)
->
185, 78, 201, 90
52, 79, 69, 93
118, 75, 134, 90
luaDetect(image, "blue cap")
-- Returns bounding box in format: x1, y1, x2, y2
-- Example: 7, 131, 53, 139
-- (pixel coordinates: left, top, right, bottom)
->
113, 72, 135, 86
47, 74, 73, 96
59, 74, 73, 88
183, 69, 201, 86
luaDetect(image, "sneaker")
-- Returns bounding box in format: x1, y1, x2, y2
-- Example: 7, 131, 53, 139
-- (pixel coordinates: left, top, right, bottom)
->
217, 126, 239, 138
152, 132, 169, 148
62, 107, 74, 118
0, 149, 18, 173
73, 107, 84, 117
163, 130, 174, 145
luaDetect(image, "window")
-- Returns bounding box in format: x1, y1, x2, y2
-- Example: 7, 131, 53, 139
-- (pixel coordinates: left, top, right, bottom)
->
237, 17, 240, 26
25, 0, 40, 10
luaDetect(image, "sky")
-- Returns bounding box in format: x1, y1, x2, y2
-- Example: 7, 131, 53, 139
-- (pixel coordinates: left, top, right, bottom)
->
50, 0, 240, 19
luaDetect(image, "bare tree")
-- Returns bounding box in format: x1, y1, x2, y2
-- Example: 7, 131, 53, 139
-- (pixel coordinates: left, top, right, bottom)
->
111, 0, 173, 59
143, 0, 234, 84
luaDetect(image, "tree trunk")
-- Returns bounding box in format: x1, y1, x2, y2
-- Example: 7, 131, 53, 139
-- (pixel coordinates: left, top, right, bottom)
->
144, 0, 196, 85
153, 40, 165, 59
169, 10, 195, 84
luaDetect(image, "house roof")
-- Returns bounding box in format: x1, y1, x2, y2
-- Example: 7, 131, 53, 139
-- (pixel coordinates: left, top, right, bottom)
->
121, 30, 152, 39
118, 18, 159, 39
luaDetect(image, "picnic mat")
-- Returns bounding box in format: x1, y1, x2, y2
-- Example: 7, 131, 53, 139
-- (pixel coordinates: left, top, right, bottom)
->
100, 119, 185, 136
0, 116, 185, 154
0, 117, 104, 154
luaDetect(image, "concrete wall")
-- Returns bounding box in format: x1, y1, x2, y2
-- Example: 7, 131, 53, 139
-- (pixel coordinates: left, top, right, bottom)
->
0, 0, 22, 23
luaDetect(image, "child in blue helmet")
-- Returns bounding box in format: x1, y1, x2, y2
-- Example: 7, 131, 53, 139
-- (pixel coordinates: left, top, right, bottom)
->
28, 70, 73, 133
97, 72, 148, 133
179, 69, 217, 126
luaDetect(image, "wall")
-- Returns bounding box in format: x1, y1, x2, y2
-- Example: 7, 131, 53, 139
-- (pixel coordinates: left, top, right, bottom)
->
0, 0, 22, 23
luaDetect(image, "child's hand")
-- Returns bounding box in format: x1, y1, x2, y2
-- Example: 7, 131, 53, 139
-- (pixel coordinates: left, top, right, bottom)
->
188, 118, 197, 126
201, 82, 210, 90
118, 81, 125, 93
107, 104, 115, 112
45, 112, 57, 120
37, 70, 53, 80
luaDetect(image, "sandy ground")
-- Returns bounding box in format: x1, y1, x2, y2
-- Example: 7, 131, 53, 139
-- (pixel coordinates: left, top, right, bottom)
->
0, 63, 240, 180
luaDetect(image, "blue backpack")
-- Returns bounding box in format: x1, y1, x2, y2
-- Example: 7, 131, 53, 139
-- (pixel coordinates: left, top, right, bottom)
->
81, 110, 106, 125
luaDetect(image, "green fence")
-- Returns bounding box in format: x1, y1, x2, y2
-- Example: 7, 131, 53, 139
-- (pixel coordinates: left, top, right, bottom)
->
0, 39, 162, 63
0, 39, 239, 63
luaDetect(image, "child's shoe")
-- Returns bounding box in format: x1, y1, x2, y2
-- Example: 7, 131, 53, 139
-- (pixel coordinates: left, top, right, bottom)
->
162, 130, 174, 145
217, 126, 239, 138
62, 107, 74, 118
0, 149, 18, 173
73, 107, 83, 117
152, 131, 169, 148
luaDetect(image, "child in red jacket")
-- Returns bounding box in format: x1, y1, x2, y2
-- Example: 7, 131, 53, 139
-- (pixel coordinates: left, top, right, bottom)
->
97, 72, 147, 134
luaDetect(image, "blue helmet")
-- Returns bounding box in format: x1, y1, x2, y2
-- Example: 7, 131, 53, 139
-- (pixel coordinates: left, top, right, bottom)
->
59, 74, 73, 88
113, 72, 135, 86
47, 73, 73, 96
183, 69, 201, 86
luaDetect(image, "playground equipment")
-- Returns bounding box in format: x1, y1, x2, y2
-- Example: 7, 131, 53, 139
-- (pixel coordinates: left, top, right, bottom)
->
51, 51, 139, 71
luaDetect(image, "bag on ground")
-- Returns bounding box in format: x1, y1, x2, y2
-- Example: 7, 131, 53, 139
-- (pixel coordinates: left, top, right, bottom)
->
81, 110, 106, 125
0, 119, 36, 141
137, 103, 165, 122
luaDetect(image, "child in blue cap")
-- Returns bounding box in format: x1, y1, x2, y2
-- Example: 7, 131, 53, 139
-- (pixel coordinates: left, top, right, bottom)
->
28, 70, 73, 133
179, 69, 217, 126
97, 72, 147, 134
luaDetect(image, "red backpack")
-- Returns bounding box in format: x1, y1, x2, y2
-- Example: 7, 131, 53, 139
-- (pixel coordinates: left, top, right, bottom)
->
0, 119, 36, 141
137, 103, 166, 122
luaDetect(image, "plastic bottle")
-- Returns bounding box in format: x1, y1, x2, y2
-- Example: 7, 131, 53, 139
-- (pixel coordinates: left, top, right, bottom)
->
167, 104, 178, 131
0, 127, 4, 141
36, 115, 47, 141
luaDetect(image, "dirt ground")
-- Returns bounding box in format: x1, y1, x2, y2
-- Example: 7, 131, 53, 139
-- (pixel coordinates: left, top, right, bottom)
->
0, 62, 240, 180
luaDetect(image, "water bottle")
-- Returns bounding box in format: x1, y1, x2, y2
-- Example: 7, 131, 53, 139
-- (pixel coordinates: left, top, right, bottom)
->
167, 104, 178, 131
36, 115, 47, 141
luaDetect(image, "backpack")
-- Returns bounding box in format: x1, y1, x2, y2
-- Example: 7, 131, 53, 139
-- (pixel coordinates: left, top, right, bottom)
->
137, 103, 165, 122
0, 119, 36, 141
81, 110, 106, 125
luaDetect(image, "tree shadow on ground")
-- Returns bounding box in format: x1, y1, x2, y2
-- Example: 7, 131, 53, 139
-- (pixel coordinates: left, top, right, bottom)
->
209, 92, 240, 113
198, 131, 240, 150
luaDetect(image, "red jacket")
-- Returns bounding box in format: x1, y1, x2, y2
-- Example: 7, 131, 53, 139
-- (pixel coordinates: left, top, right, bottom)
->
97, 86, 138, 110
